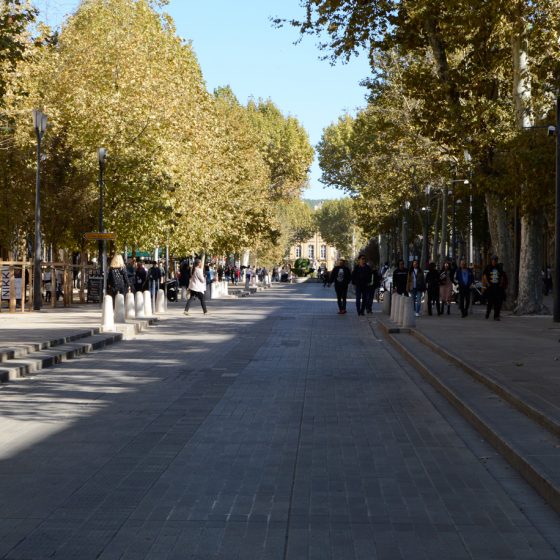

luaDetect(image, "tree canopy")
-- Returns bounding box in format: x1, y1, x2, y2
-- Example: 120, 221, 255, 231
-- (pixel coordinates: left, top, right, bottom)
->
0, 0, 314, 262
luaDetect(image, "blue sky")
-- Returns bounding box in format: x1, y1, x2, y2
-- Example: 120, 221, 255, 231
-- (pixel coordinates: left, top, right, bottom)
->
36, 0, 371, 199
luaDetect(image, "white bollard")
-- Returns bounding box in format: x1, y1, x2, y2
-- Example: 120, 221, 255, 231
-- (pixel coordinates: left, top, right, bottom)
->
125, 291, 136, 320
397, 294, 406, 326
102, 294, 115, 332
223, 281, 229, 296
390, 293, 398, 322
394, 294, 401, 323
403, 298, 417, 328
114, 293, 125, 323
143, 290, 153, 317
383, 291, 391, 315
135, 290, 145, 319
156, 289, 166, 313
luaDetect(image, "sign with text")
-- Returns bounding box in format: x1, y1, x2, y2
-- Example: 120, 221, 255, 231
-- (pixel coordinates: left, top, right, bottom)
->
86, 276, 103, 303
1, 267, 22, 300
83, 232, 116, 241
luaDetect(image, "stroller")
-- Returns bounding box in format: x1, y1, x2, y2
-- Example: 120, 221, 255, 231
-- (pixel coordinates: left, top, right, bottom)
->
471, 280, 486, 305
163, 279, 178, 302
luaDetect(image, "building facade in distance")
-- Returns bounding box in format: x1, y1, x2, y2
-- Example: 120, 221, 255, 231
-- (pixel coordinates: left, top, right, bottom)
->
288, 231, 338, 272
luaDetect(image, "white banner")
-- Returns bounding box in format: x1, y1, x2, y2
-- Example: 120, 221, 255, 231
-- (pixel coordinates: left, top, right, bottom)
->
1, 267, 23, 300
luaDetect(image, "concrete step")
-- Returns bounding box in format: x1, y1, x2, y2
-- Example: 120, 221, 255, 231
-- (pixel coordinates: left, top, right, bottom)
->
0, 332, 123, 382
379, 322, 560, 515
0, 328, 101, 363
410, 327, 560, 439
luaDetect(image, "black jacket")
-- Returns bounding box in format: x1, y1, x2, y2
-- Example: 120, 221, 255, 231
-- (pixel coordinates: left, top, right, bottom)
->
392, 267, 408, 294
425, 269, 440, 294
352, 264, 373, 289
330, 265, 351, 287
107, 267, 129, 296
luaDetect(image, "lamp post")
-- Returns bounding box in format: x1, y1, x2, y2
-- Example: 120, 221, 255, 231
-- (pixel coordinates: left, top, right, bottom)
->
402, 200, 411, 266
449, 179, 469, 264
32, 109, 48, 311
98, 148, 108, 296
554, 95, 560, 322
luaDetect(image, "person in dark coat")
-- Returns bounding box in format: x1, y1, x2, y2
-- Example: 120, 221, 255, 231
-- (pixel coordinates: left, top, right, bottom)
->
133, 261, 147, 293
178, 259, 191, 301
482, 255, 507, 320
392, 259, 408, 295
425, 262, 441, 316
351, 255, 373, 316
329, 258, 352, 314
406, 259, 426, 316
455, 258, 474, 317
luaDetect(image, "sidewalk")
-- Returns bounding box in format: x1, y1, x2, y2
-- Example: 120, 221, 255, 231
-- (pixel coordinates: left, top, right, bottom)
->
394, 300, 560, 429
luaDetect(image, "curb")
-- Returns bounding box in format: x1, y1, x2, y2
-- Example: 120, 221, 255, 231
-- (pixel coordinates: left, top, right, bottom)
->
376, 317, 560, 516
410, 327, 560, 439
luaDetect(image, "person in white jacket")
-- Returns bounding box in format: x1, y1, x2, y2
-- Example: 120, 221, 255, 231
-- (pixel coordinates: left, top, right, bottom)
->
184, 258, 208, 315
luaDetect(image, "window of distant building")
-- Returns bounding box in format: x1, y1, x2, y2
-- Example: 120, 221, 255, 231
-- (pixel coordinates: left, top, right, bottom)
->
320, 245, 327, 259
295, 245, 302, 258
308, 245, 314, 259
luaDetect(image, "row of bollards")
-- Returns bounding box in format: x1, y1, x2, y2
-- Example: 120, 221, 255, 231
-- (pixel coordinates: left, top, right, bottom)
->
385, 292, 416, 328
102, 289, 166, 332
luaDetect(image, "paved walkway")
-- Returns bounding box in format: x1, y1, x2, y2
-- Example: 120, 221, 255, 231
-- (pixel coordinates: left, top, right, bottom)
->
0, 284, 559, 559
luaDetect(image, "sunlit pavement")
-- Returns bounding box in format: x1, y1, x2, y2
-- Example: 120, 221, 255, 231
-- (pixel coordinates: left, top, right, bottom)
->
0, 282, 558, 559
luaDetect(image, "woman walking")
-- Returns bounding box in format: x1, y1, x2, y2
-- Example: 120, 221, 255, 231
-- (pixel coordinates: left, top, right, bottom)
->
184, 258, 207, 315
106, 254, 130, 299
439, 261, 454, 315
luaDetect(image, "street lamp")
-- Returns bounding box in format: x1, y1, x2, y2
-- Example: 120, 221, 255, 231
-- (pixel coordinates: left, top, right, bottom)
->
98, 148, 108, 296
402, 200, 411, 265
554, 96, 560, 322
32, 109, 48, 311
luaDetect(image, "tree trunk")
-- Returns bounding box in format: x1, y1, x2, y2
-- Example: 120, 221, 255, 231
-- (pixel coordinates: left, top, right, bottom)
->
516, 212, 544, 313
511, 11, 544, 314
485, 192, 515, 306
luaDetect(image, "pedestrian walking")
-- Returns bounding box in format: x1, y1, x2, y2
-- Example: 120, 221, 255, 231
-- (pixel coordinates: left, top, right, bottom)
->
366, 265, 381, 311
184, 258, 207, 315
455, 258, 474, 317
329, 258, 352, 314
406, 259, 426, 317
133, 260, 147, 294
392, 260, 408, 295
439, 261, 454, 315
178, 259, 191, 301
147, 260, 162, 299
425, 262, 441, 316
351, 255, 373, 316
482, 255, 507, 320
106, 254, 130, 299
244, 266, 253, 288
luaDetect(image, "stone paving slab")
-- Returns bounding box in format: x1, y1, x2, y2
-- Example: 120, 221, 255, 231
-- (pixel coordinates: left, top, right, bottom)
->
0, 285, 558, 559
